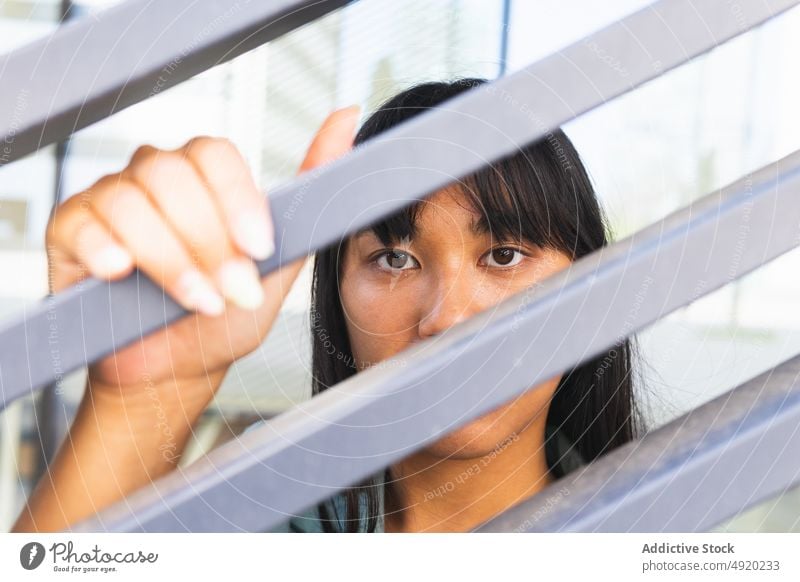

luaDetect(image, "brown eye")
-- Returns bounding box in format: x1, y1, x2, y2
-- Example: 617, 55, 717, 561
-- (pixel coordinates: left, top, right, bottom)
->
484, 247, 524, 268
376, 250, 418, 271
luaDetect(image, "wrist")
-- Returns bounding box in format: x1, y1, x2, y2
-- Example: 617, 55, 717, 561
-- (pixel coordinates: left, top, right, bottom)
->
86, 367, 227, 414
82, 369, 227, 466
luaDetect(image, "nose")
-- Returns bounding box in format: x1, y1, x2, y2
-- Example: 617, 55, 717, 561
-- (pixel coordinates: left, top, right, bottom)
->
417, 267, 485, 339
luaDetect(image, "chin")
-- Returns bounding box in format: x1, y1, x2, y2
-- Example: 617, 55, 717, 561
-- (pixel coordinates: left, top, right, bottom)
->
421, 413, 523, 460
417, 383, 557, 460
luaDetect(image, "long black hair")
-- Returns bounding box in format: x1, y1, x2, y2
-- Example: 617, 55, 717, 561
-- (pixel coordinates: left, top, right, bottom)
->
309, 77, 643, 532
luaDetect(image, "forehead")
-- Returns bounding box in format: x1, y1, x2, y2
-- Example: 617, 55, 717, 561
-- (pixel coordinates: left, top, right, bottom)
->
417, 189, 483, 228
354, 187, 487, 242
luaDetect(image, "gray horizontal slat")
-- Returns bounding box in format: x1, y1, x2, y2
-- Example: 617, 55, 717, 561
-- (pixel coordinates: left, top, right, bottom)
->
0, 0, 351, 166
477, 352, 800, 532
70, 144, 800, 532
1, 0, 795, 413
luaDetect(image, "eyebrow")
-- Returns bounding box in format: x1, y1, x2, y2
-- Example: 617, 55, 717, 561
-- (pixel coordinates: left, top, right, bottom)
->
353, 212, 491, 243
354, 228, 379, 240
470, 215, 490, 236
355, 217, 491, 241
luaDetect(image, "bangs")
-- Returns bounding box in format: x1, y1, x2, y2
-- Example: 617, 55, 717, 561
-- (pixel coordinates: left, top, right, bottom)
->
357, 141, 588, 259
347, 77, 606, 260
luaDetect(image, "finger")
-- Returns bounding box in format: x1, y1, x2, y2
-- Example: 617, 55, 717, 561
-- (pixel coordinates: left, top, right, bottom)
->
259, 106, 361, 294
46, 192, 134, 290
298, 105, 361, 174
88, 174, 226, 316
124, 144, 264, 311
181, 136, 275, 263
255, 106, 362, 298
73, 219, 135, 279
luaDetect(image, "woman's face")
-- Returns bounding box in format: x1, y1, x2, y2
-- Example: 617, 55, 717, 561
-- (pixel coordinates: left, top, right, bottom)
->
339, 188, 573, 459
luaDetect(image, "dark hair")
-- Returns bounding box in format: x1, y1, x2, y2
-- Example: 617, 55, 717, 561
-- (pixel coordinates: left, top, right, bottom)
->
309, 77, 643, 532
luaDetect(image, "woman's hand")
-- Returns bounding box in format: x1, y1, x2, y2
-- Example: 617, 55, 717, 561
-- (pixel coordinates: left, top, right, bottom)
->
12, 108, 360, 534
45, 106, 360, 396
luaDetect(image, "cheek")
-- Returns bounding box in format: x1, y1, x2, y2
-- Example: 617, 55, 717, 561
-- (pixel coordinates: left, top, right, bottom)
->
340, 274, 419, 368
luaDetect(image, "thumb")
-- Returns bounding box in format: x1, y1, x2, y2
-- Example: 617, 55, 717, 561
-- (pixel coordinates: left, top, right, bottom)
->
297, 105, 361, 175
258, 105, 361, 305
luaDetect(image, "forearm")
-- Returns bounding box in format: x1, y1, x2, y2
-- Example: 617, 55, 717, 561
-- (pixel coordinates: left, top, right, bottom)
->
11, 371, 225, 532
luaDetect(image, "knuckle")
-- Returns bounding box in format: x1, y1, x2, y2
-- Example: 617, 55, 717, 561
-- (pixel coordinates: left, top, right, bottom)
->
216, 136, 238, 154
44, 219, 60, 248
182, 135, 213, 156
46, 192, 91, 245
92, 172, 124, 193
130, 143, 160, 164
184, 135, 238, 160
130, 149, 184, 183
92, 175, 145, 216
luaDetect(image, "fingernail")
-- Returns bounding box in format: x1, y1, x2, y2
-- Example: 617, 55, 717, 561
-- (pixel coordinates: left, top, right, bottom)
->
178, 269, 225, 316
89, 245, 133, 276
217, 258, 264, 310
233, 212, 275, 261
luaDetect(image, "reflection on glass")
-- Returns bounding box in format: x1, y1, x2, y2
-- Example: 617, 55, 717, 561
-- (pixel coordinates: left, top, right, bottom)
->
714, 484, 800, 533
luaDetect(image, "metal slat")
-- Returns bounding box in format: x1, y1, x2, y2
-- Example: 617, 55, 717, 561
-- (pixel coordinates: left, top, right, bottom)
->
477, 352, 800, 532
1, 0, 795, 412
0, 0, 351, 166
70, 147, 800, 532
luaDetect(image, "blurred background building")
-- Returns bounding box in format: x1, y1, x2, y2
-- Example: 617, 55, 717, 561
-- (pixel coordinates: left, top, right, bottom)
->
0, 0, 798, 532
